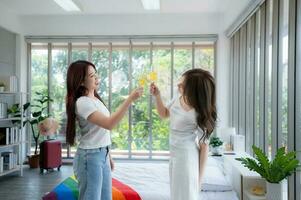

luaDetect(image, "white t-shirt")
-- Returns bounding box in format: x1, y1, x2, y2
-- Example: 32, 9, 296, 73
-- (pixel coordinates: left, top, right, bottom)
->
166, 96, 208, 147
76, 96, 111, 149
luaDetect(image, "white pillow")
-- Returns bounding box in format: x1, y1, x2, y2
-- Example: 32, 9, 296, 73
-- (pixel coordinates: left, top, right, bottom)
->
201, 166, 232, 191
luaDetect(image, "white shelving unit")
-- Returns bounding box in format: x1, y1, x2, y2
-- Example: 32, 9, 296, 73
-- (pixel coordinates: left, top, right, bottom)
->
0, 91, 28, 177
223, 152, 266, 200
244, 190, 266, 200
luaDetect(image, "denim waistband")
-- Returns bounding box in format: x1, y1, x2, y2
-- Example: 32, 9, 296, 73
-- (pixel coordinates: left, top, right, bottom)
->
77, 146, 110, 158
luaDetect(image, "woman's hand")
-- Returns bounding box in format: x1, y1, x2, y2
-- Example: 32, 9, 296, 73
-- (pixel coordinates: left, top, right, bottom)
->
109, 155, 115, 171
129, 87, 144, 102
150, 82, 160, 96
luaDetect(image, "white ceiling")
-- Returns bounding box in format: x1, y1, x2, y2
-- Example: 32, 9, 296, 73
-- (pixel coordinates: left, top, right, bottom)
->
0, 0, 252, 15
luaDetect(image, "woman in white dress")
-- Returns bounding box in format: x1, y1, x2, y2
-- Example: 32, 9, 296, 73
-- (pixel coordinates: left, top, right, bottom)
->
150, 68, 217, 200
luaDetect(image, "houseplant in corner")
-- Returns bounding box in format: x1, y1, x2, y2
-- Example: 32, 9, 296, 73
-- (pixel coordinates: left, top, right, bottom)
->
236, 145, 300, 200
209, 136, 223, 155
26, 91, 53, 168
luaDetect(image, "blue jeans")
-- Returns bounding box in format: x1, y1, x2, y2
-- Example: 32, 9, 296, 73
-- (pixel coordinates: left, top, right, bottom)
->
73, 147, 112, 200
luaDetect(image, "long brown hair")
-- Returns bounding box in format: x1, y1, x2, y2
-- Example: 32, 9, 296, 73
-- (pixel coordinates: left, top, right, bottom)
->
182, 68, 217, 141
66, 60, 105, 145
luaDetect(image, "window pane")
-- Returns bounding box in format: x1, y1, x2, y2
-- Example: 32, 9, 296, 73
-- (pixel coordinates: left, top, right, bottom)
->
195, 46, 215, 76
131, 45, 151, 157
72, 43, 88, 62
267, 0, 273, 159
279, 0, 289, 198
174, 45, 192, 90
152, 44, 171, 154
111, 45, 129, 154
92, 45, 110, 106
280, 0, 289, 150
31, 47, 48, 96
31, 45, 48, 153
51, 44, 68, 156
255, 11, 261, 147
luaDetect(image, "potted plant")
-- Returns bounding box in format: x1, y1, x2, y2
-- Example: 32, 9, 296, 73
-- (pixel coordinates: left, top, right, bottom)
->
25, 91, 53, 168
236, 145, 300, 200
7, 103, 30, 120
209, 136, 223, 155
0, 82, 5, 92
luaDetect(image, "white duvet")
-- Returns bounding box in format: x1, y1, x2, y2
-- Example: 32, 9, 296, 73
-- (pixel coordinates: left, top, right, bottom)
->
112, 159, 238, 200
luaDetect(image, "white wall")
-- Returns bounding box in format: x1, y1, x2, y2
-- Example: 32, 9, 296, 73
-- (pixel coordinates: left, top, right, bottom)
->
0, 4, 22, 34
20, 13, 221, 35
15, 34, 27, 95
216, 33, 230, 128
0, 27, 16, 76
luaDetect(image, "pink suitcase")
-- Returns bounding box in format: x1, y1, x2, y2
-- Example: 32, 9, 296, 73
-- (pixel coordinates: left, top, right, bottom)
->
39, 139, 62, 173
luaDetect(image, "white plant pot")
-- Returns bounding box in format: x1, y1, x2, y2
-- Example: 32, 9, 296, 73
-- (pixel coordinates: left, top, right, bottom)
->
211, 146, 222, 155
266, 181, 284, 200
0, 86, 4, 92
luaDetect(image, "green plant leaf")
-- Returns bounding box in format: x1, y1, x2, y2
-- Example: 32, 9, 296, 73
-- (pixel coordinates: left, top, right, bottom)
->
236, 145, 300, 183
23, 102, 30, 111
283, 160, 299, 175
32, 111, 42, 117
236, 157, 267, 178
30, 119, 39, 125
209, 136, 223, 147
252, 145, 270, 178
31, 105, 42, 108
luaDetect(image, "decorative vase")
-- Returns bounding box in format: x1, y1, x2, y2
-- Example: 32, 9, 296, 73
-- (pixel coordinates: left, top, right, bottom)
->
28, 154, 40, 168
266, 180, 284, 200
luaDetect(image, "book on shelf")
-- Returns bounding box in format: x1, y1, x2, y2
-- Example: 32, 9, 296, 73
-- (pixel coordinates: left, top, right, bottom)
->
0, 127, 20, 145
1, 151, 17, 170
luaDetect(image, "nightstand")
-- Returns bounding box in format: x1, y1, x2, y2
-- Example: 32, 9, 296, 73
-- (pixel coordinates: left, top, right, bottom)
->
223, 152, 266, 200
209, 153, 224, 162
244, 190, 266, 200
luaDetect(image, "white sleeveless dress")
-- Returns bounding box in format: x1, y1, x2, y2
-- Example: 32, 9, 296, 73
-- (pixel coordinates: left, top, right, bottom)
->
167, 97, 207, 200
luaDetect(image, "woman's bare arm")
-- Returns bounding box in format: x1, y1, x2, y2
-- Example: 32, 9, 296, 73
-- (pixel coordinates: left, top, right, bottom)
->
199, 143, 209, 184
87, 87, 143, 130
150, 82, 169, 118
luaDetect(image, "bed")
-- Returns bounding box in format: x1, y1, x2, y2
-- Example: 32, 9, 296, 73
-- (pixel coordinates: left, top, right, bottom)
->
43, 157, 238, 200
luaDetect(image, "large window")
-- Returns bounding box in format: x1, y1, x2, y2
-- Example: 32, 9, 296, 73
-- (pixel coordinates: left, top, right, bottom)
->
29, 37, 216, 159
230, 0, 300, 199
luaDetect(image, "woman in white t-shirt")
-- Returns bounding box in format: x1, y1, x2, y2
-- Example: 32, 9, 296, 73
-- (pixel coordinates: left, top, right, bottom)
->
66, 60, 143, 200
150, 68, 217, 200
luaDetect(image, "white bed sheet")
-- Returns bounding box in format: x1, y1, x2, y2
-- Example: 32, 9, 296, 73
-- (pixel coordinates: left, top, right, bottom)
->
112, 161, 238, 200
